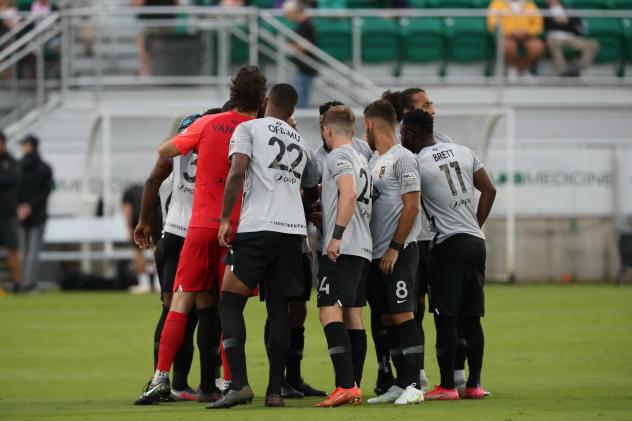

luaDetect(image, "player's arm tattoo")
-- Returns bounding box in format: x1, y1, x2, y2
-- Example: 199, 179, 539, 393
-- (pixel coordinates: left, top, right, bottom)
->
139, 157, 173, 226
473, 167, 496, 227
391, 191, 420, 244
221, 153, 250, 221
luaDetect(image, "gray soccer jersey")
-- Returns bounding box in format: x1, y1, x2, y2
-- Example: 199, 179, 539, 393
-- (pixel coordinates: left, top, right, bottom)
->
229, 117, 319, 236
418, 142, 485, 244
369, 144, 421, 259
418, 131, 452, 241
314, 137, 373, 180
158, 175, 173, 224
321, 144, 373, 261
163, 152, 197, 237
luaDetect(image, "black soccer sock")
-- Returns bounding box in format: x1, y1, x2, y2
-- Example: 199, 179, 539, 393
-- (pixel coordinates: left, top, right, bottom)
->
324, 322, 355, 389
370, 311, 393, 384
434, 315, 457, 390
347, 329, 367, 387
219, 292, 249, 390
463, 317, 484, 387
172, 309, 197, 391
214, 313, 222, 379
286, 326, 305, 386
153, 305, 170, 370
415, 299, 426, 370
265, 298, 290, 396
397, 319, 423, 389
386, 324, 405, 388
196, 306, 220, 393
454, 318, 467, 371
263, 317, 271, 360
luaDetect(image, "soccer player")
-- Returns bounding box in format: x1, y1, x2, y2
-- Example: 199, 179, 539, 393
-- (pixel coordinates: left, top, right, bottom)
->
382, 87, 451, 392
134, 66, 268, 405
314, 105, 371, 407
310, 100, 373, 391
363, 101, 424, 406
208, 83, 319, 409
400, 109, 496, 400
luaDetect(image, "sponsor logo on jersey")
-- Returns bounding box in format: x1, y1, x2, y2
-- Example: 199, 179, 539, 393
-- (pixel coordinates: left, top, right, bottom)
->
450, 197, 472, 209
402, 172, 418, 187
273, 172, 298, 184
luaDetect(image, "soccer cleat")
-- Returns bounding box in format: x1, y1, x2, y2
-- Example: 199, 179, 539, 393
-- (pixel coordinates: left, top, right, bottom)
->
424, 386, 459, 401
206, 385, 254, 409
316, 386, 363, 407
196, 388, 221, 403
367, 385, 404, 404
134, 379, 171, 405
290, 381, 326, 397
464, 385, 487, 399
281, 380, 304, 399
264, 394, 285, 407
170, 386, 199, 402
394, 385, 424, 405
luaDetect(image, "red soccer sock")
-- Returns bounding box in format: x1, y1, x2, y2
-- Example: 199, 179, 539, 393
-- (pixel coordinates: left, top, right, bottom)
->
156, 311, 188, 373
220, 336, 232, 381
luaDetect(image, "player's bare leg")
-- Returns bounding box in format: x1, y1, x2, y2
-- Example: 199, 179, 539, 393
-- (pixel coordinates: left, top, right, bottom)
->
207, 269, 254, 409
7, 249, 22, 292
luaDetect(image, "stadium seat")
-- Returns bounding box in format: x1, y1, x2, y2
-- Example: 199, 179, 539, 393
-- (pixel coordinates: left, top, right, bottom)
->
443, 17, 493, 74
250, 0, 275, 8
360, 18, 400, 63
16, 0, 33, 11
400, 17, 444, 63
346, 0, 386, 8
407, 0, 428, 7
427, 0, 486, 7
622, 18, 632, 63
607, 0, 632, 8
565, 0, 608, 8
585, 18, 624, 63
315, 18, 353, 62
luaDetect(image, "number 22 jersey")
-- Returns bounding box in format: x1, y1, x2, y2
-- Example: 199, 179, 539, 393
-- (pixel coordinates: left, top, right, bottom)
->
418, 142, 485, 244
229, 116, 319, 236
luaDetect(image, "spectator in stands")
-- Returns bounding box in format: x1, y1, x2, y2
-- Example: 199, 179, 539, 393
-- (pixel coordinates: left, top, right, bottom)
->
283, 0, 318, 108
30, 0, 57, 19
133, 0, 179, 76
17, 134, 53, 291
544, 0, 599, 77
0, 130, 23, 293
487, 0, 545, 82
0, 0, 19, 37
122, 183, 155, 294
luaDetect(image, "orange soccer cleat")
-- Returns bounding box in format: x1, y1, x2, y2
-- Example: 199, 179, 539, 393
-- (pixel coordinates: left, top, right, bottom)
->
463, 385, 487, 399
315, 386, 363, 407
424, 386, 460, 401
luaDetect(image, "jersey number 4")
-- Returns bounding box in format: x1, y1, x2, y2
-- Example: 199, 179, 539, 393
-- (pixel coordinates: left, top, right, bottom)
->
439, 161, 467, 196
268, 136, 303, 178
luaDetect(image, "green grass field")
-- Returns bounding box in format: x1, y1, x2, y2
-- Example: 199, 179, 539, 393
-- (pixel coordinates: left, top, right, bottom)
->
1, 284, 632, 420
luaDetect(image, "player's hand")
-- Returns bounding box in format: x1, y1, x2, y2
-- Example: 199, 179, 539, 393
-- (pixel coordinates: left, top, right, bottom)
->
308, 211, 323, 230
133, 223, 152, 249
380, 249, 399, 275
326, 238, 341, 262
218, 219, 233, 248
17, 203, 31, 221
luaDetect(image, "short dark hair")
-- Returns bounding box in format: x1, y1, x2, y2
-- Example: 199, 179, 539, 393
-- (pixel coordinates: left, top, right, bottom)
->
402, 109, 434, 139
364, 100, 397, 128
20, 134, 40, 150
202, 108, 223, 116
229, 66, 267, 113
319, 100, 344, 116
221, 100, 234, 112
0, 130, 6, 144
269, 83, 298, 111
381, 88, 425, 121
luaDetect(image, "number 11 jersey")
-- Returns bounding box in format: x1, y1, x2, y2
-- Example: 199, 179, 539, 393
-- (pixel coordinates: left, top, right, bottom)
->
229, 116, 319, 236
418, 142, 485, 245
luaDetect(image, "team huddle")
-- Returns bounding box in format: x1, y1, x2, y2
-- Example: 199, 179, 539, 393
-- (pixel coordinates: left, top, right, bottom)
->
132, 65, 497, 409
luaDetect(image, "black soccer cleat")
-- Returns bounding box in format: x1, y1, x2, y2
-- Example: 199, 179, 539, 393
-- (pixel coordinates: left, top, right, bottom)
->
290, 380, 326, 397
134, 379, 171, 405
281, 379, 304, 399
264, 394, 285, 407
206, 385, 254, 409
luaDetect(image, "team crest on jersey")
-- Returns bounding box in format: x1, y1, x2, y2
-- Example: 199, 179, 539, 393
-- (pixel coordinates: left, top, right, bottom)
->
379, 166, 386, 179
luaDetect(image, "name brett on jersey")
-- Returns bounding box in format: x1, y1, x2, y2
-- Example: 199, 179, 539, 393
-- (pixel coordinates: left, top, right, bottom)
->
433, 149, 455, 162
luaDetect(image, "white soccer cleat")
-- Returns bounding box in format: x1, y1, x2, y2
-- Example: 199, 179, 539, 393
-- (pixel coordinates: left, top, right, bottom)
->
394, 385, 424, 405
367, 385, 404, 404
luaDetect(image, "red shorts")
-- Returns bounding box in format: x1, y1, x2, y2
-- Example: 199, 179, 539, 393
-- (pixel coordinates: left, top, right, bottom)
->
173, 227, 226, 293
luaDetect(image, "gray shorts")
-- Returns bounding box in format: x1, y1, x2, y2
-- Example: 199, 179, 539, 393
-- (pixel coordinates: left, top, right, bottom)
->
0, 217, 19, 249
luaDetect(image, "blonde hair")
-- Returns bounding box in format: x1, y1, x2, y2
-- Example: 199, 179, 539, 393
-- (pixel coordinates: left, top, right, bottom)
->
322, 105, 355, 138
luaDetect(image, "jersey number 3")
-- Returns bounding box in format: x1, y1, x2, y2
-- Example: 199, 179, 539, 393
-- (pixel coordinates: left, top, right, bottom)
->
268, 136, 303, 178
439, 161, 467, 196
